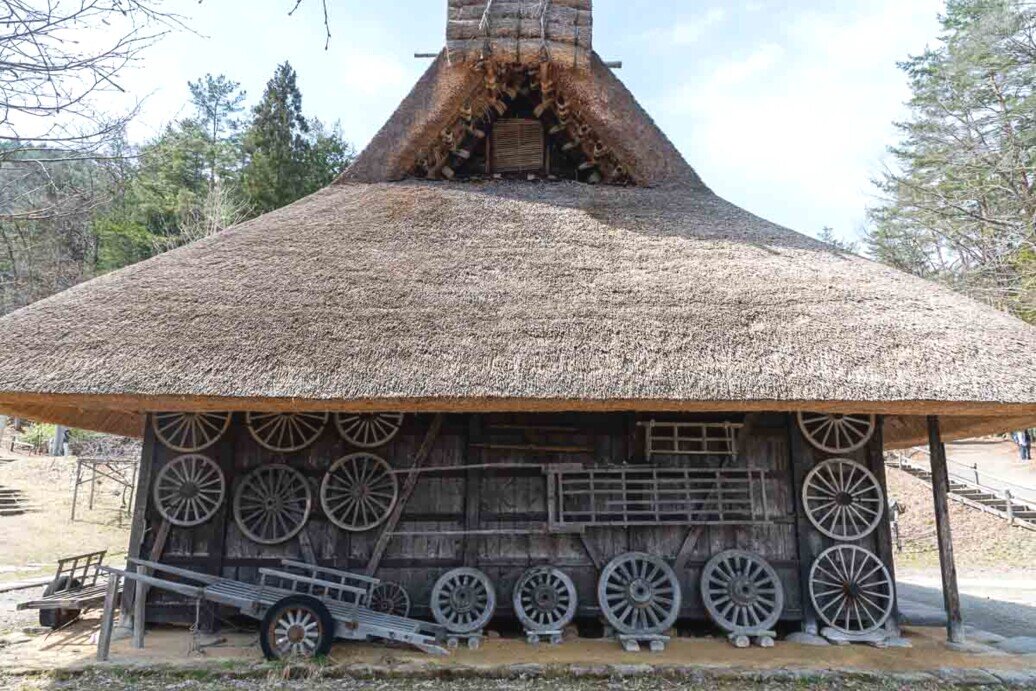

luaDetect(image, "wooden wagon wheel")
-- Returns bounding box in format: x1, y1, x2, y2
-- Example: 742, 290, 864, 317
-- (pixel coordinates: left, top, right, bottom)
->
152, 412, 231, 452
320, 453, 398, 532
259, 594, 334, 660
246, 412, 328, 453
152, 454, 226, 527
233, 464, 312, 545
809, 545, 894, 635
431, 567, 496, 633
597, 552, 681, 635
335, 413, 404, 448
369, 581, 411, 618
701, 550, 784, 634
802, 458, 884, 541
796, 412, 876, 454
513, 566, 578, 633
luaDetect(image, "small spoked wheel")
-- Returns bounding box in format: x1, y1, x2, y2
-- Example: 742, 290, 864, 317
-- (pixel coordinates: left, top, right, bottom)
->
152, 412, 231, 452
597, 552, 681, 635
335, 413, 405, 448
803, 458, 884, 540
513, 566, 578, 633
430, 567, 496, 633
246, 412, 329, 452
809, 545, 894, 635
797, 412, 876, 454
153, 454, 226, 527
233, 464, 312, 544
369, 581, 411, 618
320, 453, 398, 531
701, 550, 784, 634
260, 595, 334, 660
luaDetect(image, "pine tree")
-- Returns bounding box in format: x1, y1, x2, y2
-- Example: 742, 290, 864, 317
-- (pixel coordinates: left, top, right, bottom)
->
188, 74, 247, 184
867, 0, 1036, 321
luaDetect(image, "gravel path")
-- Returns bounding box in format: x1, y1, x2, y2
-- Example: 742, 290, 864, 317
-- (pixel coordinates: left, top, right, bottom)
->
898, 574, 1036, 638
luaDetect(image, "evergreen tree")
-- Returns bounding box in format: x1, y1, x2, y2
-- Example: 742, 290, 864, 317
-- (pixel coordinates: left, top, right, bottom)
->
241, 62, 313, 214
188, 74, 247, 184
867, 0, 1036, 321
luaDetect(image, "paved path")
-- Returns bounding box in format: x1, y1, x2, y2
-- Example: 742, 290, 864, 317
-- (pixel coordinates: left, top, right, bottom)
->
898, 573, 1036, 638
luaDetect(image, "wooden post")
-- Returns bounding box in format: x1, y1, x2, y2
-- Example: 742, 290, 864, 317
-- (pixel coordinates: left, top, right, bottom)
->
133, 519, 171, 648
927, 415, 965, 644
463, 415, 483, 567
97, 573, 121, 661
866, 417, 901, 637
787, 414, 821, 634
121, 417, 157, 620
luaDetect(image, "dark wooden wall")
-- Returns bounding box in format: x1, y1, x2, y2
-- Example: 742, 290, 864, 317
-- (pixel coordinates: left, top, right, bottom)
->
132, 410, 892, 629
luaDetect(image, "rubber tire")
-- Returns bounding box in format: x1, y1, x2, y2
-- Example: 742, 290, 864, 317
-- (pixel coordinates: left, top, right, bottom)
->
39, 576, 81, 629
259, 595, 335, 660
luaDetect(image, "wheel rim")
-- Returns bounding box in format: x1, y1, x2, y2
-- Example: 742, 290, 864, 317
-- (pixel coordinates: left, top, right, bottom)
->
597, 552, 681, 635
431, 567, 496, 633
233, 464, 312, 544
809, 545, 894, 635
320, 453, 398, 531
797, 412, 876, 454
513, 566, 578, 632
803, 459, 884, 540
246, 412, 328, 452
270, 606, 323, 658
152, 412, 231, 453
335, 413, 404, 448
370, 581, 410, 618
701, 550, 784, 633
153, 454, 225, 527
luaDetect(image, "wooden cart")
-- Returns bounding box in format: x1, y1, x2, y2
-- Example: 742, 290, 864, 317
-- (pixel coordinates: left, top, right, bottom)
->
97, 557, 447, 660
18, 550, 117, 629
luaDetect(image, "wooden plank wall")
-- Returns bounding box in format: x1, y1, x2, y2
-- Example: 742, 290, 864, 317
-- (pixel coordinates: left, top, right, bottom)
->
137, 410, 889, 627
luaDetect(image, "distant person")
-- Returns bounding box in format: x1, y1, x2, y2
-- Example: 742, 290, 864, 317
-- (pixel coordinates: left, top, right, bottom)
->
1012, 429, 1032, 460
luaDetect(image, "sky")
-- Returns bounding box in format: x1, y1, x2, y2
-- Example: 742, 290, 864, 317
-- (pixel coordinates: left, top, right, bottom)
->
108, 0, 946, 244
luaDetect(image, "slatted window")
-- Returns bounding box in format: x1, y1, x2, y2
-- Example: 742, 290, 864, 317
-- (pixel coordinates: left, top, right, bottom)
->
491, 118, 544, 173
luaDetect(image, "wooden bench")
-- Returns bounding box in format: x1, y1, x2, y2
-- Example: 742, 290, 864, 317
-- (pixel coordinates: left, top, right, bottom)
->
18, 550, 118, 628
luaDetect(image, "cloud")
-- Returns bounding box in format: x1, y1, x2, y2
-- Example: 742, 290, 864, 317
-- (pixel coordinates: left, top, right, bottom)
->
649, 0, 943, 240
641, 7, 726, 47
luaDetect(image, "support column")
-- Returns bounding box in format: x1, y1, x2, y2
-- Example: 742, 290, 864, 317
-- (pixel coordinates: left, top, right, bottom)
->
926, 415, 964, 644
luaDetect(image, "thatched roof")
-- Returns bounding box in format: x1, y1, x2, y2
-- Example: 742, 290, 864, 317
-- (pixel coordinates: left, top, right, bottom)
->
0, 179, 1034, 445
0, 1, 1034, 446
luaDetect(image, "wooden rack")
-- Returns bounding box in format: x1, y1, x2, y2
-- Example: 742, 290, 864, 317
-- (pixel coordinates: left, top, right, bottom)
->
638, 420, 743, 459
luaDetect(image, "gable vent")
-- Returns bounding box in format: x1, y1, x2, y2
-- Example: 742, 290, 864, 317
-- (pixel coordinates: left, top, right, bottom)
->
491, 118, 545, 173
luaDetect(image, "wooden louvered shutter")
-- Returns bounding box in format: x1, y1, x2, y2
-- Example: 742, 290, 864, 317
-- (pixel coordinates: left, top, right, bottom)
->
491, 119, 545, 173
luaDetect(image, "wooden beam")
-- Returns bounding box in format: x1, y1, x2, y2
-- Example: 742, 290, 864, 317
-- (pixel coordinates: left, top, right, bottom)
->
120, 417, 157, 620
96, 574, 121, 661
788, 413, 822, 634
463, 415, 483, 566
867, 416, 902, 637
927, 415, 965, 644
365, 414, 445, 576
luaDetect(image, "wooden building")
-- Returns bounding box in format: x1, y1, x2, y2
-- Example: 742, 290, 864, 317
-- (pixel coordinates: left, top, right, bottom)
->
1, 0, 1035, 655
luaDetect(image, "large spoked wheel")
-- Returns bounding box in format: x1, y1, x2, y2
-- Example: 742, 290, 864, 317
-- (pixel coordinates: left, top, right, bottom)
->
233, 464, 312, 544
430, 567, 496, 633
152, 412, 231, 452
335, 413, 405, 448
153, 454, 226, 527
597, 552, 681, 635
701, 550, 784, 634
320, 453, 398, 532
513, 566, 578, 633
260, 595, 334, 660
803, 458, 884, 540
809, 545, 894, 635
797, 412, 876, 454
369, 581, 411, 618
246, 412, 329, 452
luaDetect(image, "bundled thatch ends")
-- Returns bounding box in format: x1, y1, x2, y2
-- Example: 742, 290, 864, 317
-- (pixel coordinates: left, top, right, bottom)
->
447, 0, 593, 68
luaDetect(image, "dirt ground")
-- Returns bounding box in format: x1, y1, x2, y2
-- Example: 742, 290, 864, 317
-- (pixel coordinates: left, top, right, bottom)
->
0, 452, 132, 587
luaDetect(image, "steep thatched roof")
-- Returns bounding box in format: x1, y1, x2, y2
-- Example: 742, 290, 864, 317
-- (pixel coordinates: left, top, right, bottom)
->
0, 180, 1034, 445
0, 1, 1034, 446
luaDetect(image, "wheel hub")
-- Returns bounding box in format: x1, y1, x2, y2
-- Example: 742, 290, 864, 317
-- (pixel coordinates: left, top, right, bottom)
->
450, 585, 477, 613
179, 483, 198, 499
286, 623, 306, 643
627, 578, 653, 605
532, 584, 559, 611
729, 576, 757, 606
835, 491, 853, 506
